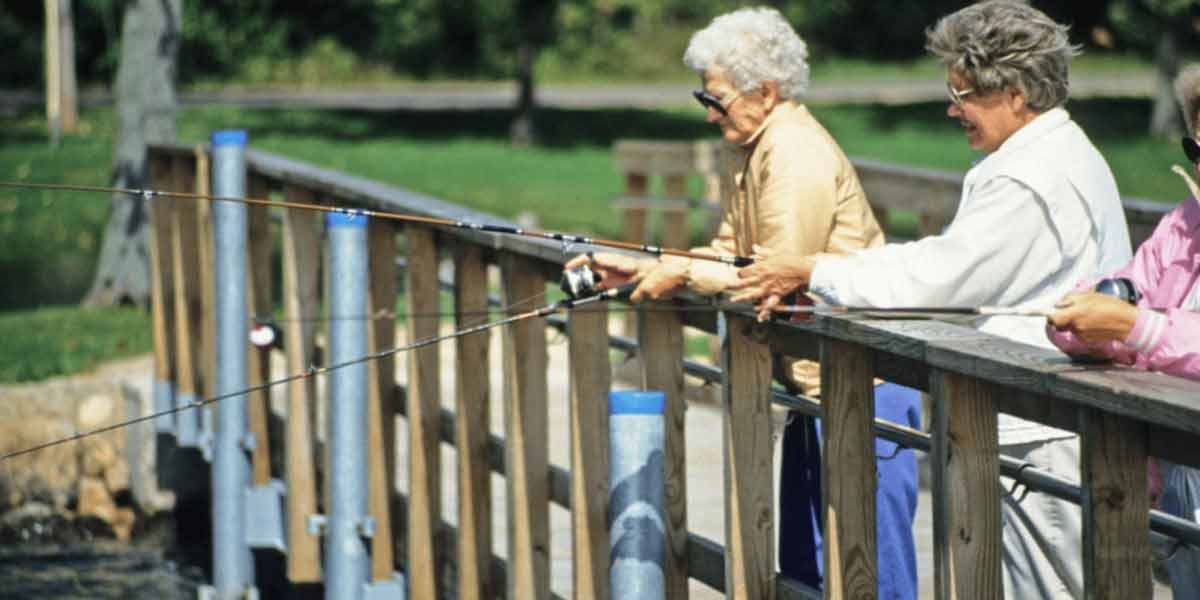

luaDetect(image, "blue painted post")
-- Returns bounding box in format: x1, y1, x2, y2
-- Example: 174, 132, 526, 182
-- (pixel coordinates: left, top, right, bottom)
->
211, 129, 255, 597
326, 211, 371, 600
609, 390, 667, 600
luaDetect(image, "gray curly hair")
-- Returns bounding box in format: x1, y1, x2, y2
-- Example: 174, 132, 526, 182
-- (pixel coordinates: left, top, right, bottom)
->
683, 7, 809, 101
925, 0, 1080, 112
1176, 65, 1200, 137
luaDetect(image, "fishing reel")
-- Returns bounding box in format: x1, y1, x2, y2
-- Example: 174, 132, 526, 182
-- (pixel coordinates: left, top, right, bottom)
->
560, 263, 603, 300
1093, 277, 1140, 305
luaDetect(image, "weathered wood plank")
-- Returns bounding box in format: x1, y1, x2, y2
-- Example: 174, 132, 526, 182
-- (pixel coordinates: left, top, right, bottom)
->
280, 187, 322, 582
930, 370, 1002, 600
169, 154, 202, 410
149, 153, 176, 407
454, 244, 493, 600
405, 225, 442, 600
639, 302, 688, 600
500, 252, 550, 600
568, 301, 611, 600
195, 148, 217, 412
819, 336, 876, 600
662, 174, 689, 250
1080, 408, 1151, 600
722, 313, 774, 600
366, 219, 397, 581
245, 175, 273, 485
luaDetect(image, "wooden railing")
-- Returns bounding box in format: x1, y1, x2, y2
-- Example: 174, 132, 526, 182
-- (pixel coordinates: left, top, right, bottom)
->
147, 142, 1199, 600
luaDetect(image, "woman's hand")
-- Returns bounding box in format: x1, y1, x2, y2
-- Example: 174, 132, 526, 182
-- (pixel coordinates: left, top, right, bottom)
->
1047, 291, 1140, 345
563, 252, 653, 291
629, 256, 691, 302
728, 246, 815, 319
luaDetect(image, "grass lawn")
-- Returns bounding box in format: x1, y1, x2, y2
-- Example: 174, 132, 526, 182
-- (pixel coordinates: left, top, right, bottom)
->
0, 95, 1192, 381
0, 305, 152, 383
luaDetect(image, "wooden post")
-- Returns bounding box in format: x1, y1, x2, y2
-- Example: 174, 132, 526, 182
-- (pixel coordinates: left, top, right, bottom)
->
44, 0, 61, 144
1080, 409, 1150, 600
662, 174, 689, 250
820, 337, 876, 600
621, 172, 649, 338
170, 154, 202, 437
918, 209, 953, 238
500, 252, 550, 600
195, 148, 217, 404
454, 244, 493, 600
930, 371, 1002, 600
246, 175, 273, 486
56, 0, 77, 133
721, 313, 774, 600
568, 300, 611, 600
639, 304, 688, 599
280, 187, 321, 582
149, 152, 176, 416
405, 225, 442, 600
365, 220, 397, 581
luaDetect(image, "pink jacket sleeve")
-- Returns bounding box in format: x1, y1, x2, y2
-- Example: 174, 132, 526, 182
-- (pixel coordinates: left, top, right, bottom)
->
1046, 209, 1200, 380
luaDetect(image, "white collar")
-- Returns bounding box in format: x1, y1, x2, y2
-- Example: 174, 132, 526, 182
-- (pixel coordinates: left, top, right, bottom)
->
992, 107, 1070, 157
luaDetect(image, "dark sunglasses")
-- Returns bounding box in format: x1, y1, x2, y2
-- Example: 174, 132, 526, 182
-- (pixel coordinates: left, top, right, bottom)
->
692, 90, 729, 116
1183, 136, 1200, 164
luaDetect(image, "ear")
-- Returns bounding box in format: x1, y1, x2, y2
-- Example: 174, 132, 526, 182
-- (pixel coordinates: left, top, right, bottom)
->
1007, 87, 1028, 113
761, 81, 781, 110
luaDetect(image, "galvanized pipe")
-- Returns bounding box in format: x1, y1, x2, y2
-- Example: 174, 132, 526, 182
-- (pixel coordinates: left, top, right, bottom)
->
211, 129, 255, 597
609, 390, 667, 600
325, 211, 371, 599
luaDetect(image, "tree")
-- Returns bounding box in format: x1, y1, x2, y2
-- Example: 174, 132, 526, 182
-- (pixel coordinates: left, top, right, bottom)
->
83, 0, 181, 307
1105, 0, 1200, 138
507, 0, 559, 145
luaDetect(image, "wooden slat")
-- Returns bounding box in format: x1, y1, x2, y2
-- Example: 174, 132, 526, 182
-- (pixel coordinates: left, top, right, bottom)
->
819, 337, 876, 600
169, 155, 202, 409
195, 148, 217, 409
246, 175, 273, 485
500, 252, 550, 600
639, 303, 688, 599
722, 313, 774, 600
454, 244, 493, 600
366, 219, 398, 581
662, 174, 689, 250
930, 371, 1002, 600
405, 225, 442, 600
149, 152, 176, 401
280, 186, 322, 582
568, 301, 611, 600
1080, 408, 1150, 600
621, 172, 649, 339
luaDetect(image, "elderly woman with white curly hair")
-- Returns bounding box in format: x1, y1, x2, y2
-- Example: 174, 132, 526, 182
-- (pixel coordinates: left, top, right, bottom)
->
728, 1, 1134, 597
566, 7, 920, 598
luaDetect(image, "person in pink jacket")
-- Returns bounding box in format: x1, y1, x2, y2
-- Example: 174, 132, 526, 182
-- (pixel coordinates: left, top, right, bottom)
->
1047, 65, 1200, 596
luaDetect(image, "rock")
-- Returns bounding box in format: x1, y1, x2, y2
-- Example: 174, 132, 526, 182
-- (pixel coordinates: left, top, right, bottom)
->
111, 506, 136, 541
103, 460, 131, 493
0, 501, 53, 526
77, 393, 115, 429
77, 476, 117, 524
81, 438, 118, 477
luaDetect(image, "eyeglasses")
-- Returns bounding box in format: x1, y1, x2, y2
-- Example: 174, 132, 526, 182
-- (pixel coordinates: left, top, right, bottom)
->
692, 89, 740, 116
946, 81, 974, 107
1184, 136, 1200, 164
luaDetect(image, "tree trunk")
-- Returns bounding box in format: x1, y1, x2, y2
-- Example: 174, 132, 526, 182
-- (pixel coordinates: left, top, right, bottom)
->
58, 0, 78, 134
509, 41, 537, 146
1150, 28, 1181, 140
82, 0, 181, 308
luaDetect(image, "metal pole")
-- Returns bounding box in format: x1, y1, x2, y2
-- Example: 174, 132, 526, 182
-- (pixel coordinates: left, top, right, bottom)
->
211, 129, 254, 598
326, 211, 371, 600
609, 390, 666, 600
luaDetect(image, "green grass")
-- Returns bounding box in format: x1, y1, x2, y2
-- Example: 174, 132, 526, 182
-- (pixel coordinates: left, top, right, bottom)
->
0, 306, 151, 383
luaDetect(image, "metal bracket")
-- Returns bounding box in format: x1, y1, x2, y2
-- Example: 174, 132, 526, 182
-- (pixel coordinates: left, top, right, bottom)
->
244, 479, 287, 551
307, 513, 327, 536
357, 516, 376, 539
362, 573, 407, 600
197, 584, 259, 600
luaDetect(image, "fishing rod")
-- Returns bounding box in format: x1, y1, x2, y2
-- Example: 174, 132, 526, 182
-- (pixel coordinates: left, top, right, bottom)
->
0, 180, 755, 267
0, 283, 635, 462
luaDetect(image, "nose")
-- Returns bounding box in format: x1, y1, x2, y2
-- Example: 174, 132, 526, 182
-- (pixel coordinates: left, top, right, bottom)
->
947, 103, 961, 118
705, 107, 723, 123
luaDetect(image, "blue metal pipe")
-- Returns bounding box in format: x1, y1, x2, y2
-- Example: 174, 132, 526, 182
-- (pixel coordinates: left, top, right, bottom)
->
153, 379, 174, 433
211, 129, 255, 597
609, 390, 667, 600
325, 211, 371, 600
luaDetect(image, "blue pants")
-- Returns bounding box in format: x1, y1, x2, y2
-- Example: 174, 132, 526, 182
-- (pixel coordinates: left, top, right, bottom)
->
778, 382, 921, 600
1159, 461, 1200, 597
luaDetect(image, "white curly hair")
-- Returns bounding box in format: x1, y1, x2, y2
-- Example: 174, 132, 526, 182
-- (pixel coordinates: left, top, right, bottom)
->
683, 7, 810, 101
